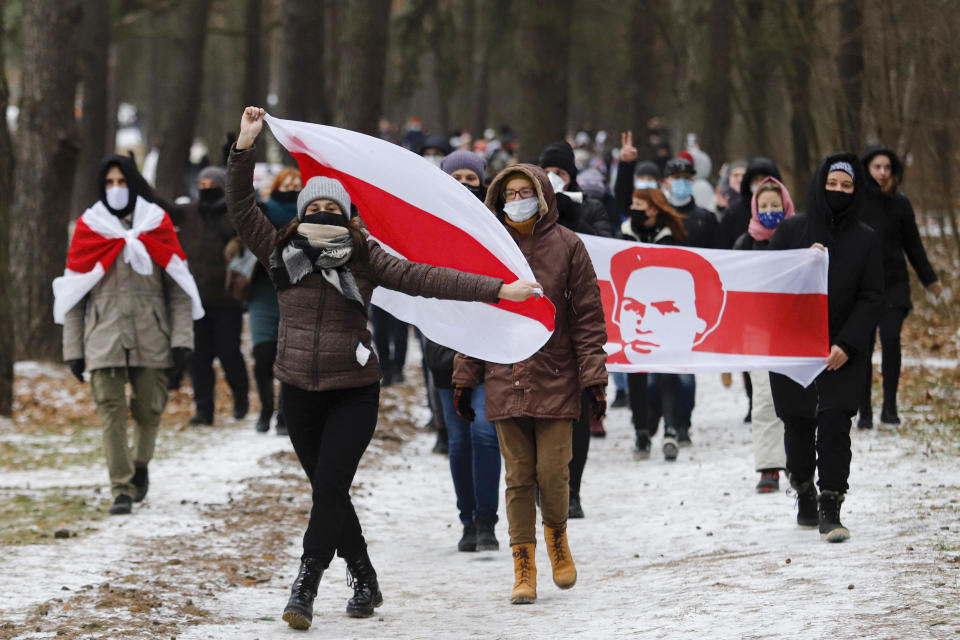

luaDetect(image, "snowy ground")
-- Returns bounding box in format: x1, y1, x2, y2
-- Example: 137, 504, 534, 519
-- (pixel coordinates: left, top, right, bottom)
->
1, 371, 958, 639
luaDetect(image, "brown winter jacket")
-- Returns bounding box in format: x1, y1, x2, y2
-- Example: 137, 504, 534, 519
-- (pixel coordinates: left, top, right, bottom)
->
226, 145, 504, 392
453, 164, 609, 421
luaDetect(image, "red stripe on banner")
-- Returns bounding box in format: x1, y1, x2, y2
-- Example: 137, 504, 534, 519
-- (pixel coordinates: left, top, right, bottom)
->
599, 281, 828, 357
290, 152, 556, 331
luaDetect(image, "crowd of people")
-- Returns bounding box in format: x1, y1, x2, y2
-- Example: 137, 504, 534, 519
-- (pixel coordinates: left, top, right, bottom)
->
54, 106, 943, 631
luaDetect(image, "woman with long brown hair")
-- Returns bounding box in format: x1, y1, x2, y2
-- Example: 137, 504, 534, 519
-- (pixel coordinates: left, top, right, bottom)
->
620, 187, 687, 245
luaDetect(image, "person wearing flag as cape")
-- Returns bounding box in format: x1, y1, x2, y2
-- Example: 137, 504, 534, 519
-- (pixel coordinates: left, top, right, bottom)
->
228, 106, 542, 631
54, 155, 203, 517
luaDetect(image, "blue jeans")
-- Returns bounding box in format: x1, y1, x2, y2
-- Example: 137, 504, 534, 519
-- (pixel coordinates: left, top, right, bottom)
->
437, 384, 501, 525
613, 371, 628, 392
676, 374, 696, 428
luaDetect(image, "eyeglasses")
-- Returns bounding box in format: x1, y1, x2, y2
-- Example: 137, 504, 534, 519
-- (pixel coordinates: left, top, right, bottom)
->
503, 188, 536, 201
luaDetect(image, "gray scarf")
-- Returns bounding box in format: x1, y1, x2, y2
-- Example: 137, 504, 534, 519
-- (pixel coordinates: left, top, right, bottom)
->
269, 223, 364, 311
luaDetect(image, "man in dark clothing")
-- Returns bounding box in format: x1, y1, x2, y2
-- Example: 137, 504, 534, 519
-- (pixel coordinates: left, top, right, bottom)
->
857, 145, 941, 427
661, 156, 719, 250
716, 157, 782, 249
539, 141, 612, 237
768, 152, 883, 543
174, 165, 249, 425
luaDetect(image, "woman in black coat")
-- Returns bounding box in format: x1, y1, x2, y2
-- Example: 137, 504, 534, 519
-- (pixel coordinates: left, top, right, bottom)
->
768, 152, 883, 543
857, 146, 941, 427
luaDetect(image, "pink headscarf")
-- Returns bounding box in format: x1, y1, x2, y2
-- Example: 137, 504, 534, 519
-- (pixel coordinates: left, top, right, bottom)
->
748, 176, 795, 242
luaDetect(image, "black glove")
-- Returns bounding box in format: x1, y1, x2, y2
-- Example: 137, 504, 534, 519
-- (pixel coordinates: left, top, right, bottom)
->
167, 347, 192, 387
454, 386, 476, 422
588, 384, 607, 421
67, 359, 85, 383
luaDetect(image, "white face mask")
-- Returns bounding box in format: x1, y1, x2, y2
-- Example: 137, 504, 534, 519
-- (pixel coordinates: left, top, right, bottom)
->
503, 196, 539, 222
634, 178, 658, 190
106, 186, 130, 211
547, 171, 567, 194
424, 154, 444, 168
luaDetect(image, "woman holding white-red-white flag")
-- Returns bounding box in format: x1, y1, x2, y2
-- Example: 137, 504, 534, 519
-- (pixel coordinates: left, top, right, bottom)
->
453, 164, 609, 606
227, 107, 542, 631
768, 152, 883, 544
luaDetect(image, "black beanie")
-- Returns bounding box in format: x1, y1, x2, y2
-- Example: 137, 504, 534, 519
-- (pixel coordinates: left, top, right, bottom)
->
538, 141, 578, 182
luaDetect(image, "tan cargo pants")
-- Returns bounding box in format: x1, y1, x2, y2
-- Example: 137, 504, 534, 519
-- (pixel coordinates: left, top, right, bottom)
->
90, 367, 168, 498
495, 418, 573, 546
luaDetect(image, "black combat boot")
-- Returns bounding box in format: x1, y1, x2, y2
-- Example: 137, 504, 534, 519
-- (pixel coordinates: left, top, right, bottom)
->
475, 512, 500, 550
819, 490, 850, 542
132, 465, 149, 502
344, 547, 383, 618
458, 522, 477, 552
791, 477, 819, 528
282, 556, 324, 630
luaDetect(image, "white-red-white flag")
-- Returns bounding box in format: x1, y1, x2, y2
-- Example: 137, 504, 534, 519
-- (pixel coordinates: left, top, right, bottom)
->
580, 234, 829, 385
264, 114, 556, 364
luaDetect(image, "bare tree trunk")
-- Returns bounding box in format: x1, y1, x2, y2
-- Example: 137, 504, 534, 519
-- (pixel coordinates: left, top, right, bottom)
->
244, 0, 265, 160
516, 0, 573, 162
335, 0, 392, 135
626, 0, 658, 134
469, 0, 510, 136
737, 0, 773, 156
10, 0, 82, 361
154, 0, 212, 198
71, 0, 111, 219
280, 0, 326, 123
699, 0, 733, 163
783, 0, 816, 209
835, 0, 864, 151
0, 0, 16, 414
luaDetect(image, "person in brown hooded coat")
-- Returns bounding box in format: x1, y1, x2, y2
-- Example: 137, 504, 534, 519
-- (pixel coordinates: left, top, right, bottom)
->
453, 164, 609, 605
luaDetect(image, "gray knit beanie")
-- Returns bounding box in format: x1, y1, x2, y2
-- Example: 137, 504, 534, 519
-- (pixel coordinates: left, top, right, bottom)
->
198, 165, 226, 190
440, 149, 486, 183
297, 176, 353, 220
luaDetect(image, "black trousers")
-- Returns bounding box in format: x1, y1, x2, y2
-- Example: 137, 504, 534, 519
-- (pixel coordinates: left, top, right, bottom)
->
628, 372, 680, 436
568, 390, 591, 497
770, 354, 866, 494
191, 305, 249, 417
859, 307, 908, 420
371, 306, 409, 378
253, 341, 281, 421
282, 382, 380, 567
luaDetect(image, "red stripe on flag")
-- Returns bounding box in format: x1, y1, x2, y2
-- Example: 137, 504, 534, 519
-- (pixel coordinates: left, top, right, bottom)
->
139, 212, 186, 266
66, 218, 125, 274
599, 281, 828, 357
291, 152, 556, 331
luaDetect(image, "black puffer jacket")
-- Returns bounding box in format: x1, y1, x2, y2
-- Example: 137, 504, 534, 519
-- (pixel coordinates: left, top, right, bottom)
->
173, 198, 240, 310
769, 152, 883, 357
859, 145, 938, 309
717, 157, 781, 249
673, 199, 718, 249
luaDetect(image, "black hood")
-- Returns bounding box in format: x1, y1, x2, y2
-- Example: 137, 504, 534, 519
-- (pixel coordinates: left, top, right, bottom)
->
806, 151, 867, 244
97, 154, 155, 217
739, 157, 781, 199
861, 144, 903, 194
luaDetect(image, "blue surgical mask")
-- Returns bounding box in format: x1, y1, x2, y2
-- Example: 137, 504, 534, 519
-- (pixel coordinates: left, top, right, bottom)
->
757, 209, 785, 229
634, 178, 658, 190
669, 178, 693, 202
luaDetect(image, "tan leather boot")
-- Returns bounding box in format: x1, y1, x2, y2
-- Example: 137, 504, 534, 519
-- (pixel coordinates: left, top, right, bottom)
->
544, 524, 577, 589
510, 543, 537, 604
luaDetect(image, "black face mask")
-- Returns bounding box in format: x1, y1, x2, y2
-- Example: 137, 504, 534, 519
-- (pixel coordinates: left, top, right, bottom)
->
466, 184, 486, 201
272, 189, 300, 204
198, 187, 224, 205
301, 211, 349, 228
825, 189, 853, 214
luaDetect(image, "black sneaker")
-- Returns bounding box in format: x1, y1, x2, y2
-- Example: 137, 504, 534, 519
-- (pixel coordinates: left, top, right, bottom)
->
857, 415, 873, 430
611, 389, 628, 408
254, 413, 270, 433
132, 465, 149, 502
633, 430, 651, 460
233, 399, 248, 420
109, 494, 133, 515
275, 414, 288, 436
568, 493, 585, 519
676, 426, 692, 447
458, 523, 477, 552
791, 478, 819, 528
819, 490, 850, 542
879, 409, 900, 425
188, 413, 213, 426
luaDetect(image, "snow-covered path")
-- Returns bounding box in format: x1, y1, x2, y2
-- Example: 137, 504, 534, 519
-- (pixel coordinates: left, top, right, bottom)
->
173, 374, 959, 640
